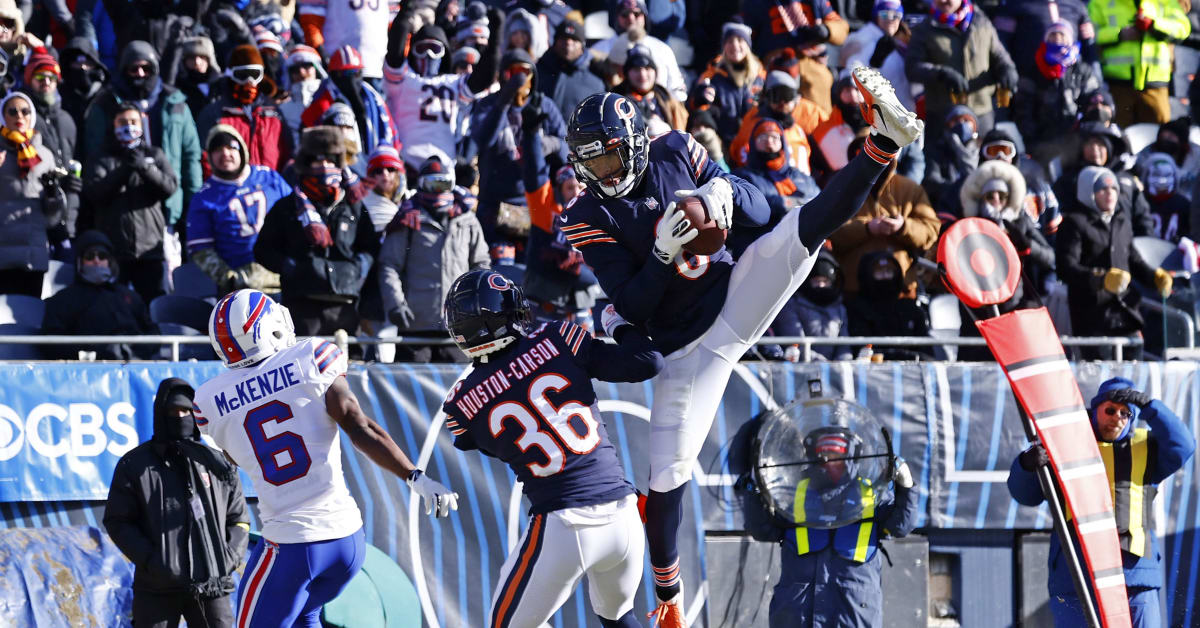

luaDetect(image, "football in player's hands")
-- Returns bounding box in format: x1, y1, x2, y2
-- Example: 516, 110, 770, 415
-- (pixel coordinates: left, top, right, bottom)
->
676, 195, 727, 256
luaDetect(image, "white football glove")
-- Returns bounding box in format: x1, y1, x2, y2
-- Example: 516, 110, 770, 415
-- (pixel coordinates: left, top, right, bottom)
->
601, 304, 629, 338
408, 469, 459, 518
676, 177, 734, 230
652, 202, 699, 264
892, 457, 913, 489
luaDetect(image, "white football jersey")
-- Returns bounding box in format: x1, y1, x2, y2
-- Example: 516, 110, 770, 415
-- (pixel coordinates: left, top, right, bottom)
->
194, 338, 363, 543
298, 0, 389, 78
383, 62, 475, 166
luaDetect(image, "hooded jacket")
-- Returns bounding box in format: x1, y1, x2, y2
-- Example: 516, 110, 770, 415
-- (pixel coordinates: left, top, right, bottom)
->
82, 120, 178, 261
1014, 58, 1102, 154
0, 109, 55, 273
1137, 152, 1191, 241
195, 76, 293, 171
729, 99, 826, 173
41, 230, 159, 360
501, 9, 549, 62
174, 36, 222, 119
82, 41, 203, 227
1055, 166, 1157, 336
1007, 376, 1194, 595
1054, 121, 1155, 236
104, 377, 249, 598
60, 36, 111, 126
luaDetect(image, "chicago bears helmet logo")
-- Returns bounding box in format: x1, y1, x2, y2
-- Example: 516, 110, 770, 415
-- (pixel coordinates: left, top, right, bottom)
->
488, 274, 511, 291
614, 97, 636, 121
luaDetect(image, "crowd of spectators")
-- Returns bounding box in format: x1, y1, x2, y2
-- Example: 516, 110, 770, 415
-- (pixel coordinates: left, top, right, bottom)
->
1, 0, 1198, 362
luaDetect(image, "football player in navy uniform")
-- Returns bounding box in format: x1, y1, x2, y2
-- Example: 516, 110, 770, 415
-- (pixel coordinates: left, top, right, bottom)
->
441, 269, 664, 628
560, 65, 924, 626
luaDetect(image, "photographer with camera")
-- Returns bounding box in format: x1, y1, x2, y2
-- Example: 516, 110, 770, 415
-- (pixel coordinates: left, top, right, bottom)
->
0, 91, 62, 297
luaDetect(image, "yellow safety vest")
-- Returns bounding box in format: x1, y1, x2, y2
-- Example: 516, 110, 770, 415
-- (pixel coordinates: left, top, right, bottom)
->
1089, 0, 1191, 89
793, 477, 878, 563
1097, 428, 1156, 557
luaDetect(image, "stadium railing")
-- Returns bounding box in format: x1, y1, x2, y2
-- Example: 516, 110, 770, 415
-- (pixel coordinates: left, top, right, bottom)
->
0, 334, 1144, 362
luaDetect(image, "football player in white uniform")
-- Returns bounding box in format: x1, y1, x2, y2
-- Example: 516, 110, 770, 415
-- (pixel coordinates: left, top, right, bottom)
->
193, 290, 458, 626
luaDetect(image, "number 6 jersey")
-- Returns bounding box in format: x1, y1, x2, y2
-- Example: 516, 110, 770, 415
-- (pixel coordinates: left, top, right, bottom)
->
194, 338, 363, 543
442, 322, 634, 514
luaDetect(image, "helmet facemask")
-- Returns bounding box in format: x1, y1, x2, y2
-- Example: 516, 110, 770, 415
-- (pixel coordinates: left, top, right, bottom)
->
570, 132, 648, 198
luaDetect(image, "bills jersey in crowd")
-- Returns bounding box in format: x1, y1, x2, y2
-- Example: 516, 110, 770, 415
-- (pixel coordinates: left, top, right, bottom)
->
187, 166, 293, 268
384, 62, 476, 167
194, 337, 362, 543
561, 130, 767, 354
442, 321, 633, 514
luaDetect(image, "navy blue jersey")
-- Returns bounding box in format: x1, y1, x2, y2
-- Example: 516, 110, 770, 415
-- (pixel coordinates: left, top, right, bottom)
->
559, 131, 770, 355
442, 321, 634, 514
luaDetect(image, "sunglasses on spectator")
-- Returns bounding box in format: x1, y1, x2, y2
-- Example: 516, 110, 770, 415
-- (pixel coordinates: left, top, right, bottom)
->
230, 65, 264, 85
1104, 406, 1133, 419
982, 141, 1016, 160
4, 106, 31, 118
877, 10, 902, 20
419, 173, 455, 193
127, 62, 154, 76
413, 40, 446, 58
370, 166, 401, 177
81, 249, 110, 262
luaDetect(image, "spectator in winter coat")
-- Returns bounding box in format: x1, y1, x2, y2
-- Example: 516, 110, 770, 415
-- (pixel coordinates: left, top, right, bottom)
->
277, 45, 327, 148
993, 0, 1097, 80
81, 41, 203, 231
195, 45, 294, 172
470, 49, 569, 245
1138, 152, 1190, 242
19, 48, 82, 255
254, 126, 380, 337
302, 45, 398, 158
978, 127, 1062, 241
694, 22, 766, 147
1055, 166, 1171, 357
741, 0, 850, 61
615, 45, 688, 139
82, 102, 178, 305
959, 160, 1054, 293
362, 145, 406, 234
729, 71, 826, 173
59, 36, 110, 130
846, 251, 934, 359
923, 105, 980, 221
1014, 21, 1103, 163
839, 0, 904, 69
41, 231, 158, 360
765, 249, 854, 361
729, 118, 820, 257
905, 0, 1018, 139
537, 19, 606, 126
378, 155, 489, 362
174, 36, 221, 119
501, 8, 550, 65
104, 377, 249, 628
1135, 117, 1200, 202
591, 0, 688, 101
1054, 121, 1154, 237
1008, 377, 1193, 627
0, 91, 60, 297
830, 140, 939, 298
1089, 0, 1190, 126
187, 125, 292, 294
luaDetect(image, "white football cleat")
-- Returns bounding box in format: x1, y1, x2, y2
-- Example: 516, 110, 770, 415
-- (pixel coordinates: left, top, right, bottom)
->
851, 65, 923, 149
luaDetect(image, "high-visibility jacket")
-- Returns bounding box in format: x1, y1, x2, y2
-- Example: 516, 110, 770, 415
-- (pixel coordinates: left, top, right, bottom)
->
1089, 0, 1191, 89
1098, 427, 1156, 557
793, 477, 879, 563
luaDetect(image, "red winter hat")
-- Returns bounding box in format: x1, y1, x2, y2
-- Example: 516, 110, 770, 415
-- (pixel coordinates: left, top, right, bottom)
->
368, 145, 404, 174
24, 48, 61, 85
328, 45, 364, 72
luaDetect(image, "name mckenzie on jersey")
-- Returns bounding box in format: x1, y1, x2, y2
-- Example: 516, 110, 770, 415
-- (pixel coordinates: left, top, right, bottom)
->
213, 363, 302, 415
453, 336, 562, 420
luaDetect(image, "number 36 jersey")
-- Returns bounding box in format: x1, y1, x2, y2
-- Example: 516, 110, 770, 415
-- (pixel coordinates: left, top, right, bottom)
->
442, 322, 634, 514
194, 338, 363, 544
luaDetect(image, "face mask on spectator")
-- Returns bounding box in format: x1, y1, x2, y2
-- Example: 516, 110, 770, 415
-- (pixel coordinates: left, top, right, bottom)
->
800, 260, 841, 306
115, 123, 143, 149
301, 165, 343, 204
950, 120, 976, 146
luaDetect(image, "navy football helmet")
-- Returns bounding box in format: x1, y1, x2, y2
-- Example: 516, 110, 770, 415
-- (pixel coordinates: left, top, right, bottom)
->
444, 269, 533, 361
567, 92, 650, 198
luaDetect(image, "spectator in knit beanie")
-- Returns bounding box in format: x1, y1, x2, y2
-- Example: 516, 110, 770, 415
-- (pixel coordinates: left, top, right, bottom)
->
20, 48, 82, 255
364, 145, 406, 233
195, 44, 293, 171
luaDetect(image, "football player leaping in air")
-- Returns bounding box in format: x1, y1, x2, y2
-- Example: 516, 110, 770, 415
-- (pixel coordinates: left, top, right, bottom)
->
441, 269, 665, 628
194, 290, 458, 627
560, 65, 923, 627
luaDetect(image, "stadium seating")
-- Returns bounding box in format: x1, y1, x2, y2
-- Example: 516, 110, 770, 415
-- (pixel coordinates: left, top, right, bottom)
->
156, 323, 217, 361
929, 294, 962, 361
40, 260, 74, 299
0, 324, 42, 360
171, 263, 219, 302
149, 295, 214, 333
0, 294, 45, 327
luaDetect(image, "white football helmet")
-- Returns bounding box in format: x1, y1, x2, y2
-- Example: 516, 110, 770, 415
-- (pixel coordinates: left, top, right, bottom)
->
209, 290, 296, 368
